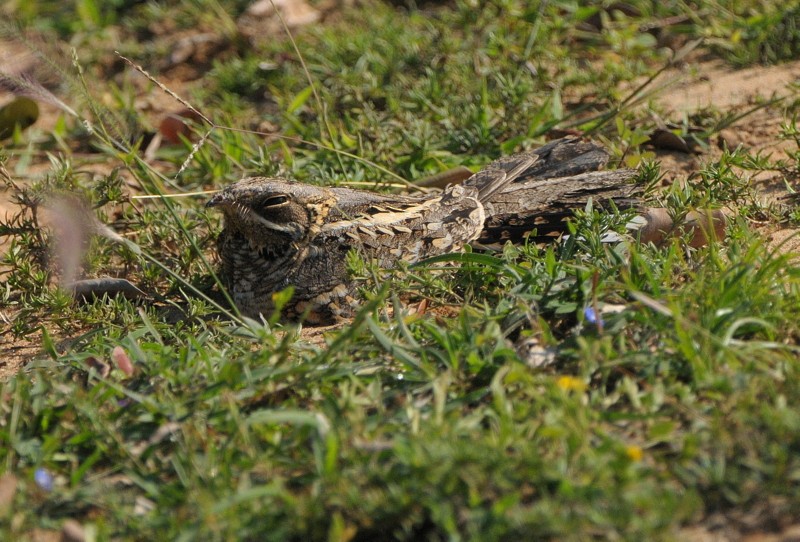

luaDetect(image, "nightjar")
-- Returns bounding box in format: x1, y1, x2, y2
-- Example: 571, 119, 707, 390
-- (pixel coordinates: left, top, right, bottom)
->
207, 137, 639, 322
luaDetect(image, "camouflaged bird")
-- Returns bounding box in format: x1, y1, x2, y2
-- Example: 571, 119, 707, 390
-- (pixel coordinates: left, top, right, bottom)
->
207, 138, 639, 322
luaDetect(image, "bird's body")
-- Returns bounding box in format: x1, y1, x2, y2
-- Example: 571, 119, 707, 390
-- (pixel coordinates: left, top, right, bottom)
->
207, 138, 639, 322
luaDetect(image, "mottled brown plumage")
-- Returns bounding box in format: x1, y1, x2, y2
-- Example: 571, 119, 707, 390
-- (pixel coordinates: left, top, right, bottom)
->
207, 137, 639, 322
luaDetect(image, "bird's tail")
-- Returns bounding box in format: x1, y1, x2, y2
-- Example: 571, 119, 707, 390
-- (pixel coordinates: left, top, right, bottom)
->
479, 169, 640, 245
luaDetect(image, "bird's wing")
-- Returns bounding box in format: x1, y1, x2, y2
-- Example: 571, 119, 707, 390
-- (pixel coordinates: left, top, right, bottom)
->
468, 153, 539, 201
316, 185, 486, 265
465, 137, 613, 192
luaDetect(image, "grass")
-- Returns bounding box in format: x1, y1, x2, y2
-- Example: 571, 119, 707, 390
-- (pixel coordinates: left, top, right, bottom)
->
2, 0, 800, 540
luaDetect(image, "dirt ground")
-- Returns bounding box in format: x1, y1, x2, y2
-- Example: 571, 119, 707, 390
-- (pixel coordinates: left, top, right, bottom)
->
654, 57, 799, 178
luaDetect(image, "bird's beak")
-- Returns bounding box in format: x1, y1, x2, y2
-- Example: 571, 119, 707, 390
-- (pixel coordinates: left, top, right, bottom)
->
206, 192, 227, 208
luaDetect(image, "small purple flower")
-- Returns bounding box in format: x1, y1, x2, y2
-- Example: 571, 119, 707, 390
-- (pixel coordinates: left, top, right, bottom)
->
583, 307, 603, 327
34, 468, 54, 491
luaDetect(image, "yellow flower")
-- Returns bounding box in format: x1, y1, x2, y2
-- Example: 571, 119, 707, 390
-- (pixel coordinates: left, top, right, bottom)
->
625, 445, 644, 462
556, 376, 587, 392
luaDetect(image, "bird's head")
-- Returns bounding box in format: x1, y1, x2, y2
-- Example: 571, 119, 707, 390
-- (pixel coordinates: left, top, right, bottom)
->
207, 178, 335, 248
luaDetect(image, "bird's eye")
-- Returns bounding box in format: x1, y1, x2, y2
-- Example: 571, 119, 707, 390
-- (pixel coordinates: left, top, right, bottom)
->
261, 195, 289, 208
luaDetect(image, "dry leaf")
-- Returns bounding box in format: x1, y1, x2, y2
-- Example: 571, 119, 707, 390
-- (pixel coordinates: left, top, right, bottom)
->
61, 519, 86, 542
159, 108, 204, 145
0, 97, 39, 139
0, 474, 18, 515
648, 129, 691, 153
111, 346, 135, 377
637, 207, 727, 247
